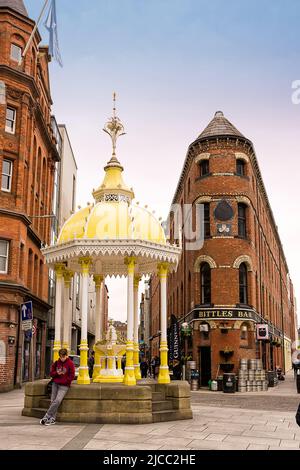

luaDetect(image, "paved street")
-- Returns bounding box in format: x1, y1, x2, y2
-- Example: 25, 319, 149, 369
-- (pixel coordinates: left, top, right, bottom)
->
0, 372, 300, 451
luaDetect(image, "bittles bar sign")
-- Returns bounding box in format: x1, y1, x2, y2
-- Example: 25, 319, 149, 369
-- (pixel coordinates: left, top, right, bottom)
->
196, 308, 261, 322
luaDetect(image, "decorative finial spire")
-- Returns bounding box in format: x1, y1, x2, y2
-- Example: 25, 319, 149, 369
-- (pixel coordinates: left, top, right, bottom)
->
113, 92, 116, 119
103, 92, 126, 162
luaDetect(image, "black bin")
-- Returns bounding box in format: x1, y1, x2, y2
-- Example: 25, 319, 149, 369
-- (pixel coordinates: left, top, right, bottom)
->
297, 370, 300, 393
223, 373, 236, 393
217, 376, 223, 391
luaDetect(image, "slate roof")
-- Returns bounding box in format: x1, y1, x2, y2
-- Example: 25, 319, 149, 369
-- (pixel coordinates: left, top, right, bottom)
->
198, 111, 246, 140
0, 0, 28, 16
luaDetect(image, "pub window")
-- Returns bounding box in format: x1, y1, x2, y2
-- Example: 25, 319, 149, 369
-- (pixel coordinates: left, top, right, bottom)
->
236, 159, 245, 176
1, 159, 13, 192
0, 240, 9, 274
240, 323, 249, 340
239, 263, 248, 304
238, 203, 247, 238
204, 203, 210, 237
200, 263, 211, 304
200, 160, 209, 177
5, 107, 16, 134
200, 322, 210, 339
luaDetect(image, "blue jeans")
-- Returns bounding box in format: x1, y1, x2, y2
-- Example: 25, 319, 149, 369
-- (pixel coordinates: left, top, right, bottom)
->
45, 382, 69, 420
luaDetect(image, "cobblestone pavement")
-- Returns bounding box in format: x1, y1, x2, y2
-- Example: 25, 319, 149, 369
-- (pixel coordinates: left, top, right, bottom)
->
0, 372, 299, 451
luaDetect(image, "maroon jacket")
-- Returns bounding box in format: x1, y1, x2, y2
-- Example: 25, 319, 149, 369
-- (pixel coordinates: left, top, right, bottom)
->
50, 358, 75, 387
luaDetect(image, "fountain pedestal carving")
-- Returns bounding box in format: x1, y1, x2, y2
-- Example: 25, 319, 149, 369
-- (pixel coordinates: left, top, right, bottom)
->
93, 323, 126, 383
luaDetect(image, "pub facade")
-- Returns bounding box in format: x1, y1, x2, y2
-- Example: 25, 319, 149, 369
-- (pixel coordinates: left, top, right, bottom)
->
150, 111, 297, 385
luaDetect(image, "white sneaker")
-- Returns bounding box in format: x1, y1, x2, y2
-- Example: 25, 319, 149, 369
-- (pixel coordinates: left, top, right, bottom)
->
40, 417, 48, 425
44, 418, 56, 426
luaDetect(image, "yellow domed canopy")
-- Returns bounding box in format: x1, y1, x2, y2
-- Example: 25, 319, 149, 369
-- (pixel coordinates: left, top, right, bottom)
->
58, 100, 166, 246
58, 202, 166, 245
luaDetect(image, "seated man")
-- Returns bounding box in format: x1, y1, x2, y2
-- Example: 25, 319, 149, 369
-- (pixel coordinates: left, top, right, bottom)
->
40, 348, 75, 426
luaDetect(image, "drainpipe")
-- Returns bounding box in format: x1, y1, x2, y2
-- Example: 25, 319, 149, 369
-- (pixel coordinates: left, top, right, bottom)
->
279, 254, 286, 374
256, 183, 265, 367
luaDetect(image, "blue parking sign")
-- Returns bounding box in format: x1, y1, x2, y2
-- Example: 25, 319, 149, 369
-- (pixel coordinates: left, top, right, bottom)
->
21, 301, 33, 321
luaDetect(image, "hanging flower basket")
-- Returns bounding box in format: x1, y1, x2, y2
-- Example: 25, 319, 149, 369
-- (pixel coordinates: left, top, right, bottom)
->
181, 322, 192, 336
220, 347, 234, 358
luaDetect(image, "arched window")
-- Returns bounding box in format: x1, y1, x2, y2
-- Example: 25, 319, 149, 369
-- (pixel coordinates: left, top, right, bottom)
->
200, 322, 210, 340
240, 322, 249, 340
238, 203, 247, 238
239, 263, 248, 304
200, 263, 211, 304
236, 159, 246, 176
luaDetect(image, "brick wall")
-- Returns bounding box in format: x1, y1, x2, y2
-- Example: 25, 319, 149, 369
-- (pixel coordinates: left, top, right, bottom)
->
0, 7, 58, 391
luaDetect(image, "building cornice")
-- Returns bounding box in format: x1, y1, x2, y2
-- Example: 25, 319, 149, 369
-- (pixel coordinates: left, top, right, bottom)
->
0, 64, 39, 99
0, 208, 31, 226
0, 281, 52, 311
0, 209, 42, 248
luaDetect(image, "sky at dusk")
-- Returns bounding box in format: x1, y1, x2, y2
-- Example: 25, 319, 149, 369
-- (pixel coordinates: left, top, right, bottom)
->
25, 0, 300, 322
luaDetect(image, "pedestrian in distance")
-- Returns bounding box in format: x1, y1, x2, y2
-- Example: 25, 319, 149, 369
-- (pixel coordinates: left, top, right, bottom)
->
121, 355, 126, 374
140, 359, 148, 378
40, 348, 75, 426
150, 357, 156, 379
88, 350, 95, 379
293, 354, 300, 379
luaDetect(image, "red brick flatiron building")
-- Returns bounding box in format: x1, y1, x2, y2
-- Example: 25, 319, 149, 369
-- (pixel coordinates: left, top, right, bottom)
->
150, 111, 297, 385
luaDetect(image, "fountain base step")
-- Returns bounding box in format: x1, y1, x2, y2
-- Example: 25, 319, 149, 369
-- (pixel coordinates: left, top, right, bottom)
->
22, 380, 192, 424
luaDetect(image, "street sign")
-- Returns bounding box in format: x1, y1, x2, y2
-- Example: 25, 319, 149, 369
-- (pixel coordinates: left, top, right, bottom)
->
21, 301, 33, 322
21, 320, 33, 331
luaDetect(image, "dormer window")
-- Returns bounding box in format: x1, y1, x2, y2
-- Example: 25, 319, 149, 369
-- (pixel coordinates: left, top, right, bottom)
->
236, 159, 245, 176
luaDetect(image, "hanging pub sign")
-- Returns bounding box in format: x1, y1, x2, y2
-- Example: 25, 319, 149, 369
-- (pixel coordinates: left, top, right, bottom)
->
256, 324, 269, 340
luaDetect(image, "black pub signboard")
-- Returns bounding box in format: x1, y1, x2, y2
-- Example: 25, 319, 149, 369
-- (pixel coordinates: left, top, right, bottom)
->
196, 308, 261, 322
